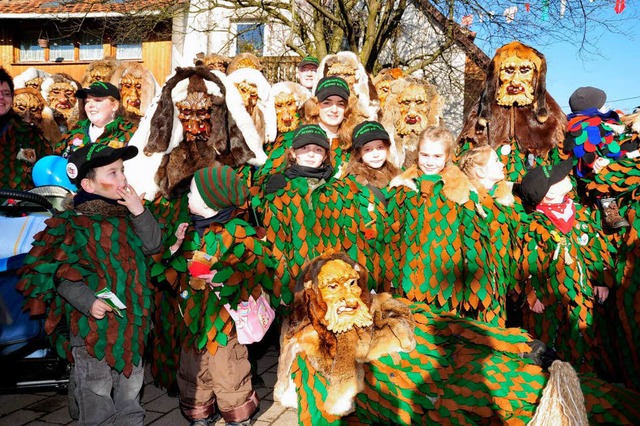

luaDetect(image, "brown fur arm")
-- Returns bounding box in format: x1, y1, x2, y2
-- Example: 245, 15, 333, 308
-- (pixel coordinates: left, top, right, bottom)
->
365, 293, 416, 361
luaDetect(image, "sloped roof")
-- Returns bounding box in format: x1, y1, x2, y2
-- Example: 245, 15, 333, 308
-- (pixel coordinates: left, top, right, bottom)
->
0, 0, 184, 17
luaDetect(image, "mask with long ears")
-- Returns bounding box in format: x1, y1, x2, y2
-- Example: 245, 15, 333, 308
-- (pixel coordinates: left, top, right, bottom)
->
235, 81, 259, 116
13, 88, 44, 127
176, 91, 213, 142
274, 91, 300, 133
120, 74, 143, 118
48, 81, 77, 119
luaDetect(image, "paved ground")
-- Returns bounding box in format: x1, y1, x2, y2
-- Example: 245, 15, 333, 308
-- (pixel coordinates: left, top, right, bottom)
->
0, 344, 297, 425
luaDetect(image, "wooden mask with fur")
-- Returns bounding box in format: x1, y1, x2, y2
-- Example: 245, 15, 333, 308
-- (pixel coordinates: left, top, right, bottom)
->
202, 54, 229, 73
326, 61, 358, 92
120, 73, 144, 117
235, 80, 259, 115
25, 77, 45, 91
477, 41, 548, 127
83, 58, 118, 87
274, 91, 299, 133
13, 88, 45, 127
176, 91, 213, 142
46, 77, 77, 120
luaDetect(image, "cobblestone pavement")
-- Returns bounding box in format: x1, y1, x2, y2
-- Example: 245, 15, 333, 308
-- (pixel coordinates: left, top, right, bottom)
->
0, 345, 297, 425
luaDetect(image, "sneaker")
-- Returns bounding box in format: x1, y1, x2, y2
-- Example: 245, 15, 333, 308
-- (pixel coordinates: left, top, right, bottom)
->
190, 414, 220, 426
601, 197, 629, 229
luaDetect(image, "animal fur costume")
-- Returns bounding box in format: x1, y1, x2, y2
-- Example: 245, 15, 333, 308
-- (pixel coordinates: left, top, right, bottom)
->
226, 52, 263, 74
380, 76, 444, 168
269, 81, 311, 140
226, 67, 277, 145
125, 66, 266, 200
110, 62, 160, 125
40, 73, 81, 133
457, 41, 565, 181
81, 56, 119, 87
13, 67, 50, 90
274, 252, 417, 416
274, 254, 640, 425
13, 87, 63, 144
312, 51, 380, 121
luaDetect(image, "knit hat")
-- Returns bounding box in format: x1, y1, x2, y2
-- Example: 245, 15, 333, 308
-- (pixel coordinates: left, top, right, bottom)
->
568, 86, 606, 113
519, 159, 573, 206
193, 165, 249, 210
315, 76, 350, 102
352, 121, 390, 150
291, 124, 330, 150
298, 55, 319, 69
76, 81, 121, 101
66, 143, 138, 185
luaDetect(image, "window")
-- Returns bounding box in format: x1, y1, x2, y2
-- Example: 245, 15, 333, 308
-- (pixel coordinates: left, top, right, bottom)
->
49, 36, 74, 62
236, 23, 264, 55
19, 31, 45, 62
79, 33, 103, 61
116, 41, 142, 60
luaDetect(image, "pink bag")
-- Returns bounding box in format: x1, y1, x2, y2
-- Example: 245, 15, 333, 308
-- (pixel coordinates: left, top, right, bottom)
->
224, 294, 275, 345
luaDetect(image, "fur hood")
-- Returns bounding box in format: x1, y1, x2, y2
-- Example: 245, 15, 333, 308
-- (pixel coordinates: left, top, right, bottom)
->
227, 68, 277, 143
389, 164, 474, 205
13, 67, 50, 90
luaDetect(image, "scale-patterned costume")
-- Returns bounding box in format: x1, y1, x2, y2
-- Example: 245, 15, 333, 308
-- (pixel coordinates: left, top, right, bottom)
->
16, 201, 156, 377
385, 164, 483, 314
0, 112, 52, 189
464, 181, 522, 327
519, 202, 613, 372
289, 299, 640, 425
588, 157, 640, 390
54, 115, 137, 157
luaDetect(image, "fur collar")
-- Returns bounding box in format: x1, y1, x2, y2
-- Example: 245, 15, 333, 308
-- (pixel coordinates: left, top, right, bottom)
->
67, 193, 130, 217
345, 160, 399, 189
389, 164, 473, 205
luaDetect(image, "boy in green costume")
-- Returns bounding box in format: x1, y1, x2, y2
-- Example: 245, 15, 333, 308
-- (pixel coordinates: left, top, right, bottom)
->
17, 143, 162, 425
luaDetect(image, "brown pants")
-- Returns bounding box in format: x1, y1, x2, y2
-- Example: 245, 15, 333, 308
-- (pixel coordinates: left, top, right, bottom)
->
177, 336, 258, 422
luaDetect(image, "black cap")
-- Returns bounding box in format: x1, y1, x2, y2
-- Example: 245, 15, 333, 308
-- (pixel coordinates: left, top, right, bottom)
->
298, 55, 319, 69
315, 76, 350, 102
568, 86, 606, 113
352, 121, 390, 150
76, 81, 121, 101
519, 159, 573, 206
291, 124, 330, 150
66, 143, 138, 185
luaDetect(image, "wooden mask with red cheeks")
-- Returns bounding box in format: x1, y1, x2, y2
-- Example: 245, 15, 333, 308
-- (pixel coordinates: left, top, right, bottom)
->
13, 88, 45, 127
48, 81, 77, 117
176, 91, 213, 142
120, 74, 143, 117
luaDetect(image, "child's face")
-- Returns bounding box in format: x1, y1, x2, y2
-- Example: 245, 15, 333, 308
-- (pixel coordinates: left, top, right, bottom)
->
84, 95, 119, 128
82, 159, 127, 200
360, 140, 388, 169
543, 176, 573, 203
481, 149, 505, 182
418, 139, 446, 175
293, 144, 327, 168
188, 178, 216, 217
318, 95, 347, 129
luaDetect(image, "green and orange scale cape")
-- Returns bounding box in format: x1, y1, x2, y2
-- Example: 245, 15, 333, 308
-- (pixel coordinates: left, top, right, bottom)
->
16, 207, 154, 377
384, 164, 484, 314
321, 174, 390, 292
54, 115, 137, 157
0, 112, 52, 190
464, 181, 522, 328
289, 300, 640, 425
588, 157, 640, 390
519, 201, 613, 373
155, 214, 277, 357
258, 175, 344, 307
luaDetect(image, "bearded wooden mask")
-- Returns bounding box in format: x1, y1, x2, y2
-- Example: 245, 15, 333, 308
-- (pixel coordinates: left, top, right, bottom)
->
396, 83, 440, 136
120, 74, 143, 117
274, 91, 299, 133
307, 258, 373, 334
327, 62, 357, 91
13, 88, 45, 126
478, 41, 548, 127
176, 91, 213, 142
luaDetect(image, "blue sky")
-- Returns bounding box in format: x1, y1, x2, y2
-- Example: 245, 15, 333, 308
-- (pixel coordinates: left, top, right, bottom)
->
471, 3, 640, 115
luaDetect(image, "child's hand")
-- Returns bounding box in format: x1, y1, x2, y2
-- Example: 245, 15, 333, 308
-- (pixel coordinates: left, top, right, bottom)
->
592, 157, 611, 174
170, 222, 189, 253
90, 299, 113, 319
117, 184, 145, 216
530, 298, 545, 314
594, 286, 609, 304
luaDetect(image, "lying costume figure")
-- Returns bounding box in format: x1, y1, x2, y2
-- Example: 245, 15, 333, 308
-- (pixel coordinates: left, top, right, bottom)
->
274, 252, 640, 425
457, 41, 565, 181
